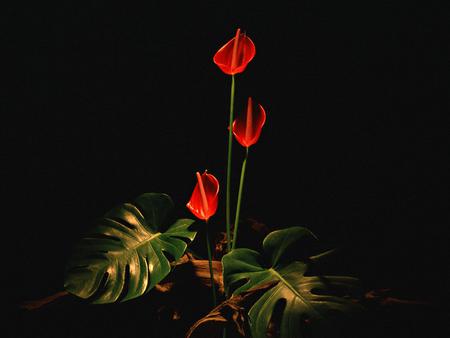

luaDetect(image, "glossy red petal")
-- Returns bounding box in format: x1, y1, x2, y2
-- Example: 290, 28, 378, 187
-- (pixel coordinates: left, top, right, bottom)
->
186, 171, 219, 221
201, 172, 219, 218
247, 104, 267, 146
232, 99, 267, 148
232, 113, 247, 147
186, 181, 207, 220
213, 30, 256, 75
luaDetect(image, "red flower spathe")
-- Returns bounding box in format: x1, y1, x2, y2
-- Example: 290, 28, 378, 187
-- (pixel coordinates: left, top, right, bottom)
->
232, 97, 267, 148
186, 171, 219, 221
213, 28, 256, 75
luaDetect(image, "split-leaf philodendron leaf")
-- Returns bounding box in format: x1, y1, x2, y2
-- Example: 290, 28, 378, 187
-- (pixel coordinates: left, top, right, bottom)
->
222, 226, 363, 338
64, 193, 196, 304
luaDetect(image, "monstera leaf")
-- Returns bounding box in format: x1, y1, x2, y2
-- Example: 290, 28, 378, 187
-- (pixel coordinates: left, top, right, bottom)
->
222, 226, 363, 338
64, 193, 196, 304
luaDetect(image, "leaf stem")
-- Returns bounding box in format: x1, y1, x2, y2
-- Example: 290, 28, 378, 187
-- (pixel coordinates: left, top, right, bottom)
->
226, 74, 236, 252
205, 221, 217, 306
232, 147, 249, 250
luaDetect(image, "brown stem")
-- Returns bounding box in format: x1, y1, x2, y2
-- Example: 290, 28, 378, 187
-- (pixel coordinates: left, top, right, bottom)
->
20, 291, 70, 310
364, 289, 434, 308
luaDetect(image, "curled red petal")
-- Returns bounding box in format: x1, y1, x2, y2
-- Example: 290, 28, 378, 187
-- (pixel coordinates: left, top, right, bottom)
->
186, 180, 204, 220
232, 99, 267, 148
201, 172, 219, 218
213, 29, 256, 75
186, 171, 219, 221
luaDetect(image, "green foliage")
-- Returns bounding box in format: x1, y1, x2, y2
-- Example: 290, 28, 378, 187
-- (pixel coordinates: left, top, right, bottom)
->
64, 193, 196, 304
222, 226, 363, 338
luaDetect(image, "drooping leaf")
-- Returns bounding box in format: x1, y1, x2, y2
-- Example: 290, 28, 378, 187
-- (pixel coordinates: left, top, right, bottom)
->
64, 193, 196, 304
186, 281, 277, 338
222, 226, 363, 338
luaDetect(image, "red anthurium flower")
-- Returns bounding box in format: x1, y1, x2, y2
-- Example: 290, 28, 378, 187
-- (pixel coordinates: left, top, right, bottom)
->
213, 28, 256, 75
232, 97, 267, 148
186, 171, 219, 221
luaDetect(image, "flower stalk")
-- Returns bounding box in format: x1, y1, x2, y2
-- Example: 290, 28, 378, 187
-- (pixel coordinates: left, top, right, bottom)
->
205, 221, 217, 306
225, 74, 235, 252
232, 147, 248, 250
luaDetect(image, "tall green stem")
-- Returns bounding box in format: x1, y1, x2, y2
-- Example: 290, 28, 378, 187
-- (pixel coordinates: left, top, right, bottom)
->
205, 222, 217, 306
226, 74, 236, 252
232, 147, 248, 250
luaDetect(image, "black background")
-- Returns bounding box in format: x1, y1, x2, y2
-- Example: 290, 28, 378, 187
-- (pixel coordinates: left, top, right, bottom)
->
3, 1, 449, 337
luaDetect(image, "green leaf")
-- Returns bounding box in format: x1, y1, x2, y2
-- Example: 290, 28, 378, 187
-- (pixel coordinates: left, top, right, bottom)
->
64, 193, 196, 304
222, 226, 363, 338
